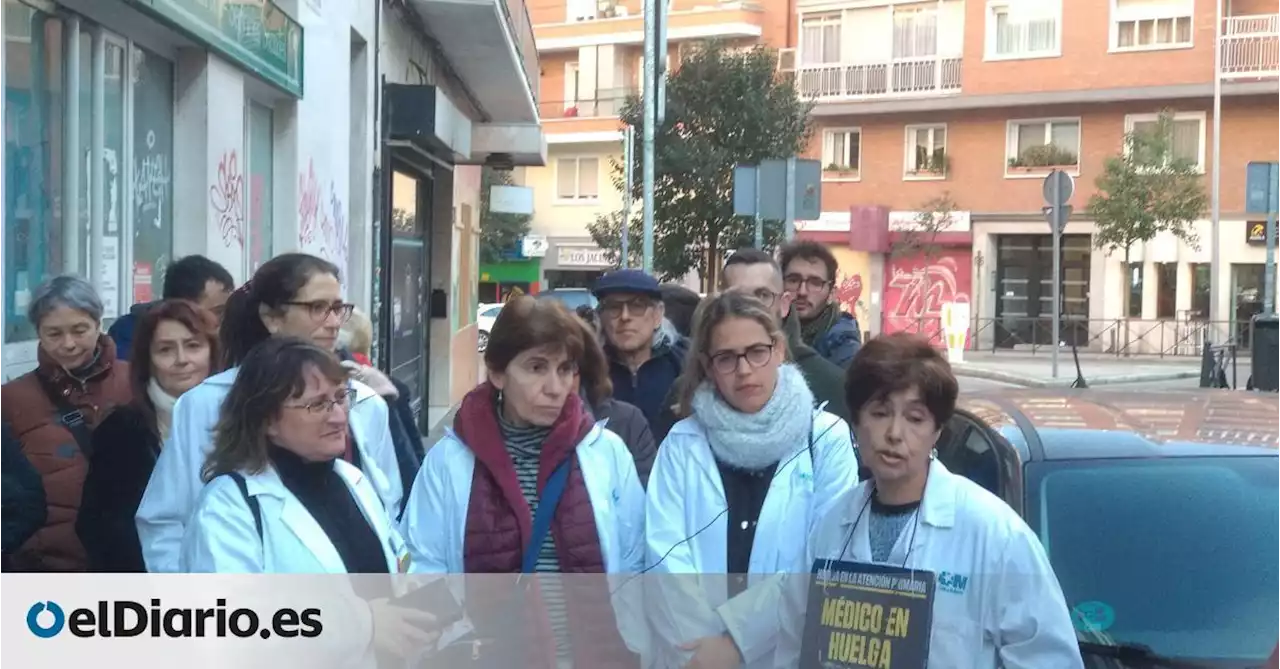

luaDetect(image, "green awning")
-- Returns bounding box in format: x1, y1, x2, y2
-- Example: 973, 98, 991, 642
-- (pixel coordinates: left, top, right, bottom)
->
480, 259, 541, 284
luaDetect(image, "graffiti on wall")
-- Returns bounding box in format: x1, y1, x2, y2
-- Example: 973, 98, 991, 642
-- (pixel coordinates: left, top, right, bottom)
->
134, 130, 170, 232
882, 251, 972, 341
210, 150, 244, 248
829, 247, 871, 327
297, 159, 348, 287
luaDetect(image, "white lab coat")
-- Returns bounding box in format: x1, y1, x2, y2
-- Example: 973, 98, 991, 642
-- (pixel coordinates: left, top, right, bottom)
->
399, 420, 649, 658
136, 367, 403, 573
775, 459, 1084, 669
181, 459, 407, 668
646, 410, 858, 669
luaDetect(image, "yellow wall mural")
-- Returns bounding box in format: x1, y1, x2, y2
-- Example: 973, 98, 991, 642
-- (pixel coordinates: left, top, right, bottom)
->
829, 246, 870, 326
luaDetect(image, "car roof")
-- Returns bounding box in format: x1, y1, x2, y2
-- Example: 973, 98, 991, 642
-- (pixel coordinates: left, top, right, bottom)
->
958, 388, 1279, 462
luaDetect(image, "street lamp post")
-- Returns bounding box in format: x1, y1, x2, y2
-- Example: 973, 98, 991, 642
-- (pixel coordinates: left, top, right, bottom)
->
1210, 0, 1224, 341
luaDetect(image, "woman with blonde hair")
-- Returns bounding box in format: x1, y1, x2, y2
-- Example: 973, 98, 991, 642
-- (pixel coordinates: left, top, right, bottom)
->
644, 289, 858, 669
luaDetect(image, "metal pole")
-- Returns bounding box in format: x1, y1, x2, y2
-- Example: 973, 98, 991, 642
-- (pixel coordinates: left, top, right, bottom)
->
1264, 166, 1274, 315
1051, 173, 1062, 379
641, 0, 656, 273
753, 167, 763, 248
621, 125, 634, 268
656, 0, 667, 127
64, 16, 82, 275
784, 157, 796, 240
1210, 0, 1223, 339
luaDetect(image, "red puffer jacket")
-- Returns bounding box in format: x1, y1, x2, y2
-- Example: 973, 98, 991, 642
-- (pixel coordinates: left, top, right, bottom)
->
1, 336, 131, 571
453, 384, 638, 668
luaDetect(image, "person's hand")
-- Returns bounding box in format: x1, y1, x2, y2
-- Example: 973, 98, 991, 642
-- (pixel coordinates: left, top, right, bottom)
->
679, 633, 743, 669
342, 361, 399, 399
368, 597, 439, 658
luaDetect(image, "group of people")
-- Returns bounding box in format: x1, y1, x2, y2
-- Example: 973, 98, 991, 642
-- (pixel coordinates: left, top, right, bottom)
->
1, 241, 1087, 668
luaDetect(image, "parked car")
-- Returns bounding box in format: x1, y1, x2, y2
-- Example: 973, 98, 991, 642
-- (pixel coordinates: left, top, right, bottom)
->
476, 302, 503, 352
939, 388, 1278, 668
537, 288, 598, 312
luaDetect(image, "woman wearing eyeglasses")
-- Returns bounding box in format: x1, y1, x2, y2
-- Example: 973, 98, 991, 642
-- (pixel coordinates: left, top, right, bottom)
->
137, 254, 403, 573
182, 338, 434, 663
645, 290, 858, 669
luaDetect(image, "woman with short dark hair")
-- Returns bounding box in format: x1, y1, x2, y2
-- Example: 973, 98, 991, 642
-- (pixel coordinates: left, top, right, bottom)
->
78, 299, 219, 572
1, 275, 131, 571
137, 253, 402, 574
777, 333, 1081, 669
399, 295, 646, 668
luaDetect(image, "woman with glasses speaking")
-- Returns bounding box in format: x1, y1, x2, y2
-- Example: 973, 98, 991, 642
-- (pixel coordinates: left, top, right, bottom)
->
137, 254, 402, 574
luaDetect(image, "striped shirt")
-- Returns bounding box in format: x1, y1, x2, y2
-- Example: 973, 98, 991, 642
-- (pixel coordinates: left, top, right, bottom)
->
497, 414, 572, 662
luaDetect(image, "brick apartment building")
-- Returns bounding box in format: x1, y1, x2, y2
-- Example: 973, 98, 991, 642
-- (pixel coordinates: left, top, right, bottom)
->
488, 0, 1278, 356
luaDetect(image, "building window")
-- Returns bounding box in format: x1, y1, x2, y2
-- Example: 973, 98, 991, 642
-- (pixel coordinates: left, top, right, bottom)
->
800, 14, 841, 65
131, 44, 175, 304
1189, 262, 1210, 320
1124, 112, 1206, 172
1113, 0, 1193, 51
1231, 263, 1265, 346
893, 8, 938, 59
564, 62, 579, 112
986, 0, 1060, 60
1155, 262, 1177, 319
821, 128, 861, 179
1128, 263, 1143, 317
1006, 118, 1080, 175
245, 101, 274, 274
555, 157, 600, 200
905, 124, 947, 178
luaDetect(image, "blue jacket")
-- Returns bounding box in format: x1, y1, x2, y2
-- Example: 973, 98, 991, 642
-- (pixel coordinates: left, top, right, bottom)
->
106, 301, 159, 361
335, 349, 423, 518
813, 311, 862, 369
607, 321, 688, 445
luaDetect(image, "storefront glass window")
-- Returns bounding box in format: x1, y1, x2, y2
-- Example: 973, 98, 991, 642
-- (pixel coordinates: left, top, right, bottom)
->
1232, 263, 1264, 346
246, 101, 273, 273
130, 45, 174, 303
4, 1, 64, 345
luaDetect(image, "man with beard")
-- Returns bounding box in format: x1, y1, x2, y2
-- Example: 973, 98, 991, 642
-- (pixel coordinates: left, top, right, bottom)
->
779, 241, 862, 368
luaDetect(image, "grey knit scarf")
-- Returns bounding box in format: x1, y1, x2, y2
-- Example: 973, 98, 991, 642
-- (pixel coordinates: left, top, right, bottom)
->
690, 363, 814, 470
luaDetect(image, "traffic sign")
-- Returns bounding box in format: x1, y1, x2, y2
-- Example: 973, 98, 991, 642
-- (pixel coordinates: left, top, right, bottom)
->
1042, 170, 1074, 205
1042, 205, 1074, 234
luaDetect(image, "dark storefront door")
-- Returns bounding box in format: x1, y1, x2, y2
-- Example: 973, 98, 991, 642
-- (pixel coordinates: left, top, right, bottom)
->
995, 234, 1092, 347
388, 169, 430, 432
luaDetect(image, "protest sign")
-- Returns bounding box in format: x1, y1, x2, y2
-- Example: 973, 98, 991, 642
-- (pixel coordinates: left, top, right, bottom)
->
800, 561, 935, 669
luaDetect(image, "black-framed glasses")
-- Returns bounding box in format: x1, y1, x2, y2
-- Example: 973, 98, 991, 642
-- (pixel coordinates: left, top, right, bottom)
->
783, 274, 831, 293
283, 300, 355, 323
598, 297, 655, 319
283, 388, 357, 415
744, 288, 778, 307
708, 343, 774, 375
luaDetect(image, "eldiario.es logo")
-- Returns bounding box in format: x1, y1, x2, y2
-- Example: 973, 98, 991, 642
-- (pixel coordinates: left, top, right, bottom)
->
26, 599, 322, 639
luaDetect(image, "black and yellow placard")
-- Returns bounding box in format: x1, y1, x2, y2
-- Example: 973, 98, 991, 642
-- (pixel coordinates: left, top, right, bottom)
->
800, 561, 935, 669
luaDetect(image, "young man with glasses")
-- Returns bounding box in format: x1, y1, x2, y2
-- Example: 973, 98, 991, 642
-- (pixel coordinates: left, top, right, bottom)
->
779, 241, 862, 368
721, 249, 851, 425
591, 269, 689, 444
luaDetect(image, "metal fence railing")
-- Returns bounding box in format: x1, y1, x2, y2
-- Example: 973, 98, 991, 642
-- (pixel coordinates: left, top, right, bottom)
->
885, 317, 1257, 358
538, 87, 636, 119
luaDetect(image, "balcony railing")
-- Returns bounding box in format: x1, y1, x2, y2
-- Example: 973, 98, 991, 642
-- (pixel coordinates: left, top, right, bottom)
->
1221, 13, 1279, 79
791, 57, 962, 101
501, 0, 541, 102
539, 87, 637, 120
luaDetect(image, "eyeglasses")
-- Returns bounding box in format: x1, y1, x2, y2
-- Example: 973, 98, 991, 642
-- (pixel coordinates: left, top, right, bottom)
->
744, 288, 778, 307
283, 388, 357, 415
598, 297, 655, 319
708, 343, 774, 375
783, 274, 830, 293
284, 300, 355, 323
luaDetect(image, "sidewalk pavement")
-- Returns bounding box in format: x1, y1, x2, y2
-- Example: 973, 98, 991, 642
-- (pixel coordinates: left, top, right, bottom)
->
951, 350, 1206, 388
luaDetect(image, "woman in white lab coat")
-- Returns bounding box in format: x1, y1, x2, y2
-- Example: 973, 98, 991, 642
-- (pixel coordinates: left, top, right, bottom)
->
400, 296, 647, 669
646, 290, 858, 669
181, 337, 433, 664
775, 332, 1082, 669
136, 253, 402, 573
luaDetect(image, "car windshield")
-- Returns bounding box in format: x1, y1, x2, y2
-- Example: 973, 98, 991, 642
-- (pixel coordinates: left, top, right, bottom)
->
542, 291, 592, 310
480, 306, 502, 318
1027, 456, 1278, 663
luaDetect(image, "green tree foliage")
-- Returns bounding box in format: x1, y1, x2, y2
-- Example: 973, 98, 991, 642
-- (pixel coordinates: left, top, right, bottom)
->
588, 41, 813, 286
479, 167, 532, 264
1089, 110, 1208, 326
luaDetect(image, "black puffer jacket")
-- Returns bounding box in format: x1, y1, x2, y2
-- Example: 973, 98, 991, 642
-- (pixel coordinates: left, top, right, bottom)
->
3, 421, 47, 566
591, 398, 657, 488
76, 404, 159, 572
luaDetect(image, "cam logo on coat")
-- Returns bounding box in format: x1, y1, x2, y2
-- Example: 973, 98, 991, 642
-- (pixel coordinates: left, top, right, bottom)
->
938, 572, 968, 595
